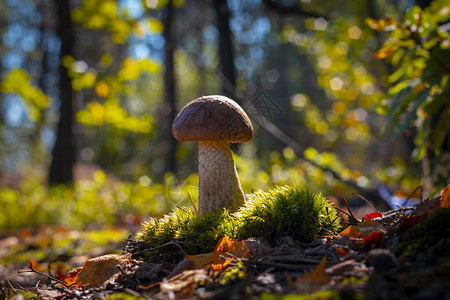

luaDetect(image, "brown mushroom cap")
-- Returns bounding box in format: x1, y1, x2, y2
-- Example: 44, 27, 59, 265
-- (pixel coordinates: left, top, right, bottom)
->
172, 95, 254, 142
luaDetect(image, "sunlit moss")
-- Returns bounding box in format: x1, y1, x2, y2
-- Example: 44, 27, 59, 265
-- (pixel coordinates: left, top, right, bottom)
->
137, 186, 341, 255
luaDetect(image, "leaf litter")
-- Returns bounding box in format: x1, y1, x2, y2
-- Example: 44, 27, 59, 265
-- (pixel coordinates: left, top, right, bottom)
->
2, 185, 450, 299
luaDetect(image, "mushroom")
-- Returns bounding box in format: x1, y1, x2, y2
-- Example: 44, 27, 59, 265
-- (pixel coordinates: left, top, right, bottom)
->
172, 95, 254, 214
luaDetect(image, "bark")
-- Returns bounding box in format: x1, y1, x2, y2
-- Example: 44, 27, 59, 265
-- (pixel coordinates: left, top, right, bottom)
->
161, 0, 177, 175
48, 0, 75, 185
213, 0, 237, 102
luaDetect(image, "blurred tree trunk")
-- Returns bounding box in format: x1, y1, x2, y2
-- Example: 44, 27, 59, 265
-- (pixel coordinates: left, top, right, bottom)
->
48, 0, 75, 185
160, 0, 177, 175
213, 0, 237, 103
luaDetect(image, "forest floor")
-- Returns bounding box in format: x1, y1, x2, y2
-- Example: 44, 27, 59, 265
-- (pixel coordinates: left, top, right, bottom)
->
1, 189, 449, 300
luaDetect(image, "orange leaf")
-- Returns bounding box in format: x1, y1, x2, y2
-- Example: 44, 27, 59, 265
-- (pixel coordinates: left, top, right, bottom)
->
440, 185, 450, 208
339, 226, 360, 237
335, 247, 347, 257
214, 236, 249, 258
185, 236, 249, 272
374, 46, 396, 59
291, 256, 330, 292
29, 258, 42, 272
64, 267, 82, 287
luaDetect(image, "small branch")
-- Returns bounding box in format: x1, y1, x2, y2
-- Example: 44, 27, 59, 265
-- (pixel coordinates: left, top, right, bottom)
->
353, 193, 376, 210
132, 241, 195, 257
188, 192, 198, 216
402, 185, 422, 206
339, 196, 359, 224
17, 262, 69, 288
262, 0, 325, 19
301, 197, 337, 237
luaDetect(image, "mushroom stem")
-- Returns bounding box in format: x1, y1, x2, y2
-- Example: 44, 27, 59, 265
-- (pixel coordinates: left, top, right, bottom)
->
198, 140, 245, 214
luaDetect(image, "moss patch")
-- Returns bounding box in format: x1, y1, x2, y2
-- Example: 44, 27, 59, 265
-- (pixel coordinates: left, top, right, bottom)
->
137, 186, 341, 254
393, 208, 450, 258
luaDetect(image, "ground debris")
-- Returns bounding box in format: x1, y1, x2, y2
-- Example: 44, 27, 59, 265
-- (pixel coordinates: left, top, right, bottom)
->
3, 190, 450, 299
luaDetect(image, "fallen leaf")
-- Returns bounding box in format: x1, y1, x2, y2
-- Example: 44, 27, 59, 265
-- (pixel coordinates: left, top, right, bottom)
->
185, 236, 249, 272
440, 185, 450, 208
291, 256, 331, 292
334, 247, 347, 257
396, 215, 426, 236
363, 231, 384, 246
75, 254, 131, 288
64, 267, 82, 287
339, 226, 361, 238
325, 259, 356, 278
159, 269, 212, 298
414, 197, 441, 217
357, 219, 385, 234
363, 212, 382, 221
29, 258, 42, 272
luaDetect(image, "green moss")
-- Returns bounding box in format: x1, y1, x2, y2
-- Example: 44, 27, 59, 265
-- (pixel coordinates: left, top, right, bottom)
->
137, 186, 341, 254
393, 208, 450, 257
235, 186, 340, 243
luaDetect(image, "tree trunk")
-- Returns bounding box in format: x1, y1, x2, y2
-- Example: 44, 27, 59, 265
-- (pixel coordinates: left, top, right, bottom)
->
161, 0, 177, 175
48, 0, 75, 185
213, 0, 237, 103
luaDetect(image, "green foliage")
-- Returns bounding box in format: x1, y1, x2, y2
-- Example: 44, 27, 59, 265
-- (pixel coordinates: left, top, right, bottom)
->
0, 68, 52, 121
370, 1, 450, 186
137, 186, 341, 254
71, 0, 132, 44
0, 170, 195, 229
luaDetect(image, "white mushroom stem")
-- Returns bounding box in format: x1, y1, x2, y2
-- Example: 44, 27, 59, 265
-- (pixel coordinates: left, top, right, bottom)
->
197, 140, 245, 214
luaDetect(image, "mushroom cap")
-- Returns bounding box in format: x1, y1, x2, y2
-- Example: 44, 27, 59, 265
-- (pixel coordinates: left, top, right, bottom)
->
172, 95, 254, 142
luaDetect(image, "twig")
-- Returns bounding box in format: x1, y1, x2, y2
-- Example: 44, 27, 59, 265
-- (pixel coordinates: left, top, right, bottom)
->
302, 199, 337, 237
402, 185, 422, 206
353, 193, 376, 210
132, 241, 189, 257
7, 280, 18, 293
339, 196, 358, 221
188, 192, 198, 216
17, 262, 70, 288
325, 207, 338, 235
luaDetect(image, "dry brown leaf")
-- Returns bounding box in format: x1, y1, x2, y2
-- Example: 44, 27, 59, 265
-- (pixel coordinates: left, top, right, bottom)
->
290, 256, 330, 292
440, 185, 450, 208
357, 219, 385, 234
75, 254, 130, 288
159, 269, 212, 298
414, 197, 441, 217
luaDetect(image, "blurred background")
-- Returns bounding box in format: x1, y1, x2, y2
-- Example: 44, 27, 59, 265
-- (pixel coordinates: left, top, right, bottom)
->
0, 0, 449, 230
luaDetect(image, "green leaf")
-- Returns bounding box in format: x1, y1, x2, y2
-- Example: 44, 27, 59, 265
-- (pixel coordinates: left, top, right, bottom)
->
388, 80, 411, 95
394, 89, 429, 136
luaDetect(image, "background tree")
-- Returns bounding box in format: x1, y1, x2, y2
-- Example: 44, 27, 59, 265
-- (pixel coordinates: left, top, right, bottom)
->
48, 0, 75, 185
